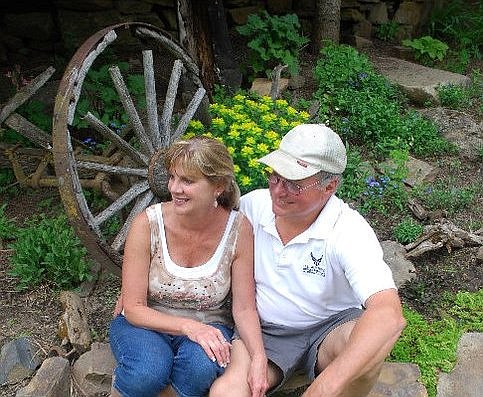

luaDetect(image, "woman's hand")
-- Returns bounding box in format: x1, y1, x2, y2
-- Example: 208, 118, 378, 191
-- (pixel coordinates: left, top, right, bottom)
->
247, 355, 269, 397
183, 321, 231, 368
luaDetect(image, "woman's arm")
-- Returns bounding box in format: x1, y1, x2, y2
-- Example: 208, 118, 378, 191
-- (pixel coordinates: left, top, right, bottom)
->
231, 215, 269, 397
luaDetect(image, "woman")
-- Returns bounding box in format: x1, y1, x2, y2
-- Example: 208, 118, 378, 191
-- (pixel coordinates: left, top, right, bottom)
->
109, 136, 268, 397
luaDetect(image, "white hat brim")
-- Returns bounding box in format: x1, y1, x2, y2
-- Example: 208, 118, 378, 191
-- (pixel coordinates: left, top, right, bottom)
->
258, 149, 320, 181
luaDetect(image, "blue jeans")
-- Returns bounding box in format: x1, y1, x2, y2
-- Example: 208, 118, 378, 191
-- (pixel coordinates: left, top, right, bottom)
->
109, 315, 233, 397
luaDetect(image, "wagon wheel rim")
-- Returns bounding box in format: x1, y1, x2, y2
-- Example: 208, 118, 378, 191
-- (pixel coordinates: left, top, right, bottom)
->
53, 22, 208, 275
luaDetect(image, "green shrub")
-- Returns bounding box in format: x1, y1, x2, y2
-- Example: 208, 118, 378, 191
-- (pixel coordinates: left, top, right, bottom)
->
185, 91, 309, 193
428, 0, 482, 73
0, 169, 16, 195
236, 11, 309, 78
402, 36, 449, 65
73, 62, 145, 133
0, 204, 17, 242
359, 149, 409, 215
393, 218, 423, 244
375, 21, 400, 42
437, 83, 471, 108
9, 214, 93, 290
313, 43, 451, 158
337, 145, 370, 203
412, 182, 477, 215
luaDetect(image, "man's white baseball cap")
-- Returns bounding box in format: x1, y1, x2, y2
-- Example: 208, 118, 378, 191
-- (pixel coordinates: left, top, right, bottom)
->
258, 124, 347, 180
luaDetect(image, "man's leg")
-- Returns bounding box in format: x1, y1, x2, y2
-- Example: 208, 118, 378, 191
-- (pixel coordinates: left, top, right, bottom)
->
315, 321, 383, 397
209, 339, 282, 397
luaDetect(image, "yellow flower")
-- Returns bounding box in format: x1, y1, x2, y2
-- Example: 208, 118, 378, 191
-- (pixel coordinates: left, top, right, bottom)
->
248, 158, 259, 168
188, 119, 204, 132
261, 114, 276, 124
228, 127, 240, 139
275, 99, 288, 107
261, 95, 273, 104
183, 131, 195, 139
212, 117, 225, 128
234, 164, 241, 174
286, 107, 297, 116
245, 136, 256, 146
256, 143, 269, 154
265, 130, 279, 142
258, 103, 270, 113
227, 146, 235, 155
240, 175, 251, 186
300, 111, 310, 121
241, 146, 254, 157
233, 94, 245, 102
279, 118, 289, 128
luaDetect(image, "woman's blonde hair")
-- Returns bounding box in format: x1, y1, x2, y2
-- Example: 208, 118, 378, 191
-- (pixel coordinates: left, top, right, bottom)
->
164, 136, 240, 210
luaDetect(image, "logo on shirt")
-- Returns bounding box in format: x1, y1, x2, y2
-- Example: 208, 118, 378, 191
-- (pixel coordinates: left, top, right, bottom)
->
302, 252, 326, 276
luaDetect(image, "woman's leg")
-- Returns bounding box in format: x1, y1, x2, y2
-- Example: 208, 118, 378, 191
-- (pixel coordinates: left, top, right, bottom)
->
171, 324, 233, 397
210, 339, 281, 397
109, 315, 174, 397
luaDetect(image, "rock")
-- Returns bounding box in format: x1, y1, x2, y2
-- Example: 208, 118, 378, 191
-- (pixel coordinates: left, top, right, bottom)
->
72, 342, 116, 397
15, 356, 70, 397
404, 156, 437, 187
419, 108, 483, 162
369, 362, 428, 397
274, 362, 428, 396
250, 77, 289, 98
58, 291, 91, 354
373, 57, 471, 105
381, 240, 416, 287
437, 333, 483, 397
0, 337, 43, 384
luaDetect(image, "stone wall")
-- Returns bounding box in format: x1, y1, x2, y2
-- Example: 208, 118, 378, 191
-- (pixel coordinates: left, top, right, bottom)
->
0, 0, 435, 74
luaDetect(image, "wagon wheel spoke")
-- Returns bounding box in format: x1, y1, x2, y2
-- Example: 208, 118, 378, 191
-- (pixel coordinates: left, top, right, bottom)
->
143, 50, 161, 147
111, 190, 155, 252
83, 111, 148, 165
109, 66, 154, 155
75, 161, 147, 177
53, 22, 208, 275
159, 59, 183, 146
93, 180, 150, 228
172, 87, 206, 142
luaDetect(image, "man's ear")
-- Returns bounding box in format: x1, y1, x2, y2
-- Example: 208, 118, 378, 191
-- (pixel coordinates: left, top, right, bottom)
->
324, 178, 339, 194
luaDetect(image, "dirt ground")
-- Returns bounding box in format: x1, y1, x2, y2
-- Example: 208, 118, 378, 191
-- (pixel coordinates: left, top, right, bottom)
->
0, 42, 482, 396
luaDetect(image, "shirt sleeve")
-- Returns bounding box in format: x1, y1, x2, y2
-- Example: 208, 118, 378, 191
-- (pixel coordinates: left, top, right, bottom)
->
330, 210, 397, 305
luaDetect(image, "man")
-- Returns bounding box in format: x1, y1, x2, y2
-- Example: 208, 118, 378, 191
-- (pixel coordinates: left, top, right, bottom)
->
210, 124, 406, 397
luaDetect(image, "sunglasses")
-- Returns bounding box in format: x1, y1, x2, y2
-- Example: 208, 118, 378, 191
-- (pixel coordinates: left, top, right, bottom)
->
266, 172, 321, 196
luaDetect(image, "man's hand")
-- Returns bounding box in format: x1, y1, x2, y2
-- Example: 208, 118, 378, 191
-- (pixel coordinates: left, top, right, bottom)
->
247, 355, 269, 397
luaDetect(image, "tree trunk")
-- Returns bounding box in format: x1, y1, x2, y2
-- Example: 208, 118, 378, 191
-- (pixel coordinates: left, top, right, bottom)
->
177, 0, 241, 98
312, 0, 342, 54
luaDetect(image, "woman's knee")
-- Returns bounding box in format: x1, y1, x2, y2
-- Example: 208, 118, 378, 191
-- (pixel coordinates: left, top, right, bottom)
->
173, 357, 222, 396
114, 363, 170, 396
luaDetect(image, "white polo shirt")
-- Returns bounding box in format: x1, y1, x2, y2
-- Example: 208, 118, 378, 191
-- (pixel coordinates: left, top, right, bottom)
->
240, 189, 396, 329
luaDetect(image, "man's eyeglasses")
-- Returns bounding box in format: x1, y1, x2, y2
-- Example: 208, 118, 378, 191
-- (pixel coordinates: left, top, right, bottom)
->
266, 172, 321, 196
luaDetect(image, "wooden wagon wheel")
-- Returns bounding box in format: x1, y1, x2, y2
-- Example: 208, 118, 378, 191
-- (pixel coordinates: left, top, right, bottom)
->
53, 22, 209, 275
